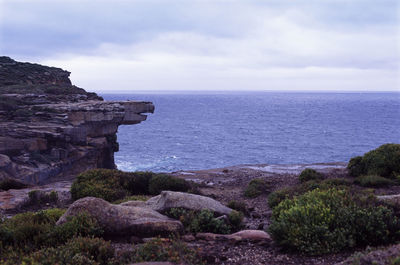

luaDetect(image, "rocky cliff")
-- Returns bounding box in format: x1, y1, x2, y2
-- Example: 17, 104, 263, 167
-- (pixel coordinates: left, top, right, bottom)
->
0, 57, 154, 184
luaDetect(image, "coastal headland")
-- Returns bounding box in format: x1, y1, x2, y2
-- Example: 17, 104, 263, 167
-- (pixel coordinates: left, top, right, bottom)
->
0, 58, 399, 265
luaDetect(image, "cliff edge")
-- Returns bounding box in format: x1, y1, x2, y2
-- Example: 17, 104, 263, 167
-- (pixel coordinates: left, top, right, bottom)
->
0, 57, 154, 184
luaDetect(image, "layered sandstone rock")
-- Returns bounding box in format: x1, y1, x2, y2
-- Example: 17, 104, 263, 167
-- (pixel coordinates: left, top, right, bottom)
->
0, 57, 154, 184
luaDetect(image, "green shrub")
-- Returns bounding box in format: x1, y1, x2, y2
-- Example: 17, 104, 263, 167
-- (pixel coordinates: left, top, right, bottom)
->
347, 144, 400, 178
268, 178, 351, 209
0, 209, 64, 249
71, 169, 128, 202
28, 190, 58, 205
71, 169, 191, 202
122, 171, 154, 195
244, 178, 269, 198
228, 210, 244, 231
148, 174, 190, 195
354, 175, 397, 187
166, 208, 236, 234
0, 209, 102, 251
132, 237, 204, 264
299, 168, 324, 183
348, 156, 365, 177
227, 200, 248, 215
392, 256, 400, 265
49, 213, 104, 244
0, 179, 27, 191
22, 237, 115, 265
268, 188, 400, 255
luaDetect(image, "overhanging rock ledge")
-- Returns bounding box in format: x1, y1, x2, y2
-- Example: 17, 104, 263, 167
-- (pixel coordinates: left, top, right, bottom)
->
0, 56, 154, 184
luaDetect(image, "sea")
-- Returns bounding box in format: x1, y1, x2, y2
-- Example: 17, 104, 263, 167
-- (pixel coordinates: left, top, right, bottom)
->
102, 92, 400, 173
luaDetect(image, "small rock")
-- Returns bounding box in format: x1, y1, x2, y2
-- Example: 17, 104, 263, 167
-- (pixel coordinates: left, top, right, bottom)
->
182, 234, 196, 242
228, 230, 272, 243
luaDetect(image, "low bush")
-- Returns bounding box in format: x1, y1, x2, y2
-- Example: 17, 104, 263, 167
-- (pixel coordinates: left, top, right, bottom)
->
228, 210, 244, 230
268, 188, 400, 255
267, 178, 351, 209
12, 237, 115, 265
244, 178, 269, 198
148, 174, 190, 195
0, 179, 27, 191
354, 175, 397, 187
348, 143, 400, 178
131, 237, 204, 264
298, 168, 324, 183
71, 169, 128, 202
71, 169, 191, 202
28, 190, 58, 205
166, 208, 242, 234
0, 209, 102, 251
227, 200, 248, 215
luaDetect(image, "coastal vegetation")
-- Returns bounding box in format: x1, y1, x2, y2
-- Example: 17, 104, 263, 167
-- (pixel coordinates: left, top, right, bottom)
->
267, 143, 400, 256
1, 143, 399, 264
244, 178, 269, 198
71, 169, 191, 202
348, 143, 400, 179
298, 168, 324, 183
268, 188, 400, 255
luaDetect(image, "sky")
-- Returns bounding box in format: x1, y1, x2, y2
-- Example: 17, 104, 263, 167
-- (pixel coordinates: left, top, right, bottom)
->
0, 0, 399, 92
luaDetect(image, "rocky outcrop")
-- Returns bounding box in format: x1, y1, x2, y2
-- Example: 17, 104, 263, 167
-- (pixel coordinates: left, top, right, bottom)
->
0, 57, 154, 184
57, 197, 183, 237
122, 191, 233, 216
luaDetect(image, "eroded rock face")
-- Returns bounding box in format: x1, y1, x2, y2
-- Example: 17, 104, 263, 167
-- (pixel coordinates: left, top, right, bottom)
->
57, 197, 183, 237
0, 57, 154, 184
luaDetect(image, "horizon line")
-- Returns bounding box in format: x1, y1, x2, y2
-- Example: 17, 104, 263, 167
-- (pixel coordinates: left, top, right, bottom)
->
97, 89, 400, 94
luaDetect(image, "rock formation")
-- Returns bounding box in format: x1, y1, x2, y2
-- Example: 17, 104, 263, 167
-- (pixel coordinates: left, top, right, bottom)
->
121, 191, 233, 216
0, 57, 154, 184
56, 197, 183, 237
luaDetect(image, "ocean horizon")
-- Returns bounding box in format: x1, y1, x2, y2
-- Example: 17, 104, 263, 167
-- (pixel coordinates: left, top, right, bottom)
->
102, 92, 400, 173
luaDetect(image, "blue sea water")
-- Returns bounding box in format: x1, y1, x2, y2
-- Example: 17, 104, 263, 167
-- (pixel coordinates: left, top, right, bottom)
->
102, 92, 400, 173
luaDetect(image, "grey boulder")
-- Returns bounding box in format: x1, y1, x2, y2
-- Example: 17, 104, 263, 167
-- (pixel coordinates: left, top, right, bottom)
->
56, 197, 183, 237
144, 191, 233, 216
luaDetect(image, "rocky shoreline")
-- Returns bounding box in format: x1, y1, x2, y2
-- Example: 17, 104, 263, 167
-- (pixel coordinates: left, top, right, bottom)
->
1, 58, 399, 264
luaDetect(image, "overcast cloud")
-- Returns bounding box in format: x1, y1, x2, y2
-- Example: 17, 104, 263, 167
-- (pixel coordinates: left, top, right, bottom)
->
0, 0, 399, 91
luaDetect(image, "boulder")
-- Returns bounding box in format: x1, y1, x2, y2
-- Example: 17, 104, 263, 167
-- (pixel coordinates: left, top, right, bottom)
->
195, 230, 272, 244
56, 197, 183, 237
119, 200, 147, 207
377, 194, 400, 206
228, 230, 272, 242
145, 191, 233, 216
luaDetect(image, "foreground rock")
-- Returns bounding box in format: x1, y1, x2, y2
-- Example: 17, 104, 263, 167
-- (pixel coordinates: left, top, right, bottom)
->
0, 56, 154, 184
377, 194, 400, 207
121, 191, 233, 216
195, 230, 272, 244
57, 197, 183, 237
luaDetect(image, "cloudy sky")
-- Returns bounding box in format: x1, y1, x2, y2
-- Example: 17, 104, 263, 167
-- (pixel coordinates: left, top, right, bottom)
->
0, 0, 399, 92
